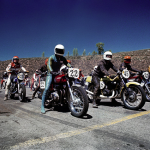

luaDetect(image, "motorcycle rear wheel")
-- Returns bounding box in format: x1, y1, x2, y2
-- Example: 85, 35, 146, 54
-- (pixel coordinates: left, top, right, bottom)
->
121, 85, 146, 110
67, 86, 89, 118
19, 84, 26, 102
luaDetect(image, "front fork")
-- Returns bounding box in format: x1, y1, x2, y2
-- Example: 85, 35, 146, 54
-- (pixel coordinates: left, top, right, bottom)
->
66, 80, 75, 101
145, 82, 150, 93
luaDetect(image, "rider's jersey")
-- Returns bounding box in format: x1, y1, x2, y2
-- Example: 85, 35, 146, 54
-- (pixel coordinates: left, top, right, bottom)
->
6, 62, 26, 75
93, 59, 117, 77
32, 73, 40, 81
47, 55, 71, 75
119, 62, 140, 72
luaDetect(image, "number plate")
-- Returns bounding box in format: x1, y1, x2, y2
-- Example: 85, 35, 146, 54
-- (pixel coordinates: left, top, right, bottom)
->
40, 81, 45, 89
122, 69, 130, 79
68, 68, 79, 78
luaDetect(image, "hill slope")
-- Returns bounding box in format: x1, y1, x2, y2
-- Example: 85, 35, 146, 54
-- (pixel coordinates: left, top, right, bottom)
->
0, 49, 150, 77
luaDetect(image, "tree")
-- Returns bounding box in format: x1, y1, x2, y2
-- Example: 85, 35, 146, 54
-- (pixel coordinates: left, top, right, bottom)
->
88, 52, 91, 55
82, 49, 86, 56
75, 48, 78, 56
66, 51, 69, 57
96, 42, 104, 54
42, 52, 45, 58
73, 48, 76, 56
92, 50, 97, 56
73, 48, 79, 56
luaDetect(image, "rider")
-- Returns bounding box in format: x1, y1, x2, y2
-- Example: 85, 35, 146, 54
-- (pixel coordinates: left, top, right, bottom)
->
92, 51, 118, 108
32, 58, 48, 99
1, 72, 8, 89
74, 69, 85, 86
41, 44, 71, 114
4, 56, 27, 100
119, 56, 141, 75
30, 69, 40, 91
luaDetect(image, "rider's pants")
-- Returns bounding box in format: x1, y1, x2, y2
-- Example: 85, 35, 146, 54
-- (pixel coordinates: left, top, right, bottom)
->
41, 74, 53, 108
92, 75, 100, 97
5, 74, 16, 96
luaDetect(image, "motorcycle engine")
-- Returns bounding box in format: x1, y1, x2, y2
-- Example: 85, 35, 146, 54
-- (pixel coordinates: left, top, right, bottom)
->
51, 91, 59, 101
102, 82, 117, 96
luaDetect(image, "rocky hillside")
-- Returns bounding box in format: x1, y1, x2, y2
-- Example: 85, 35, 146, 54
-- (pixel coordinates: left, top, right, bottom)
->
0, 49, 150, 77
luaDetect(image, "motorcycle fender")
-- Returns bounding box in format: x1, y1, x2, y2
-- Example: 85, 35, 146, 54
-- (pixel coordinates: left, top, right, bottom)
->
126, 82, 141, 87
86, 76, 92, 83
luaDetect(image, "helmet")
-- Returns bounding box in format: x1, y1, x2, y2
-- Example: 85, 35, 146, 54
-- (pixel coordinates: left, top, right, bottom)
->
54, 44, 65, 56
79, 69, 81, 71
103, 51, 112, 60
94, 66, 98, 70
45, 58, 48, 65
35, 69, 39, 75
12, 56, 19, 62
4, 72, 7, 75
124, 56, 131, 64
67, 60, 71, 64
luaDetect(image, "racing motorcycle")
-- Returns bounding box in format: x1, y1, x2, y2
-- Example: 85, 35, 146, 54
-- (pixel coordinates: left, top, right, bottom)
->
1, 77, 8, 89
8, 71, 28, 102
128, 71, 150, 102
86, 69, 146, 110
42, 68, 89, 118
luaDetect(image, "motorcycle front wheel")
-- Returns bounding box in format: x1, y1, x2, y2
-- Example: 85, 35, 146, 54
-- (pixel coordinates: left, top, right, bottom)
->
19, 84, 26, 102
121, 85, 146, 110
67, 86, 89, 118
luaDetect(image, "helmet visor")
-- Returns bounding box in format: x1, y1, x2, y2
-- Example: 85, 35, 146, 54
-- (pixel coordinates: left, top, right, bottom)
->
106, 55, 112, 58
55, 48, 64, 55
124, 59, 131, 63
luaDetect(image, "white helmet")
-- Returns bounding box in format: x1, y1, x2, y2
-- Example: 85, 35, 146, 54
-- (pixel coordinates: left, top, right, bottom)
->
103, 51, 112, 60
94, 66, 98, 70
54, 44, 65, 56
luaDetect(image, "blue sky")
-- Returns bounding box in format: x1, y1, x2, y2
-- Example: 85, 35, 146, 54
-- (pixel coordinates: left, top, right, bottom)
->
0, 0, 150, 61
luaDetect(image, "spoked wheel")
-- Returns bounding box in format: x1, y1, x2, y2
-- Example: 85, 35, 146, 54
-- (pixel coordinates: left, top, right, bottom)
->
121, 85, 146, 110
144, 84, 150, 102
19, 84, 26, 102
68, 86, 89, 118
87, 84, 94, 103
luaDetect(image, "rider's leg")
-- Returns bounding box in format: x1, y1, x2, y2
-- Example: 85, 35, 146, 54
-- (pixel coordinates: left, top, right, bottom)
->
92, 75, 100, 108
4, 75, 11, 100
41, 75, 52, 114
32, 86, 40, 99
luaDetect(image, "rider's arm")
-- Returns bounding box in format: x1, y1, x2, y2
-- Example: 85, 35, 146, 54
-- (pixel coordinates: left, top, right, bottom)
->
62, 57, 71, 68
99, 63, 109, 76
130, 66, 140, 72
47, 56, 53, 72
111, 64, 118, 72
20, 64, 27, 72
6, 63, 11, 72
119, 63, 124, 72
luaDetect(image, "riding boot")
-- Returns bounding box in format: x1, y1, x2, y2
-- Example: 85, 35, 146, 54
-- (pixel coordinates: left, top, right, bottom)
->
93, 96, 98, 108
4, 95, 8, 101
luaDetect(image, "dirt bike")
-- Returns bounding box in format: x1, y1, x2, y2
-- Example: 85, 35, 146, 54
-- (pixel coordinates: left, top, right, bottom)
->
25, 77, 30, 88
1, 77, 8, 89
8, 71, 28, 102
128, 71, 150, 102
35, 72, 47, 99
86, 69, 146, 110
43, 68, 89, 118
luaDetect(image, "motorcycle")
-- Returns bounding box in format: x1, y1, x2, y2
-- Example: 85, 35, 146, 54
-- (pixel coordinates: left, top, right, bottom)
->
86, 69, 146, 110
1, 77, 8, 89
128, 71, 150, 102
8, 71, 28, 102
36, 71, 47, 99
42, 68, 89, 118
